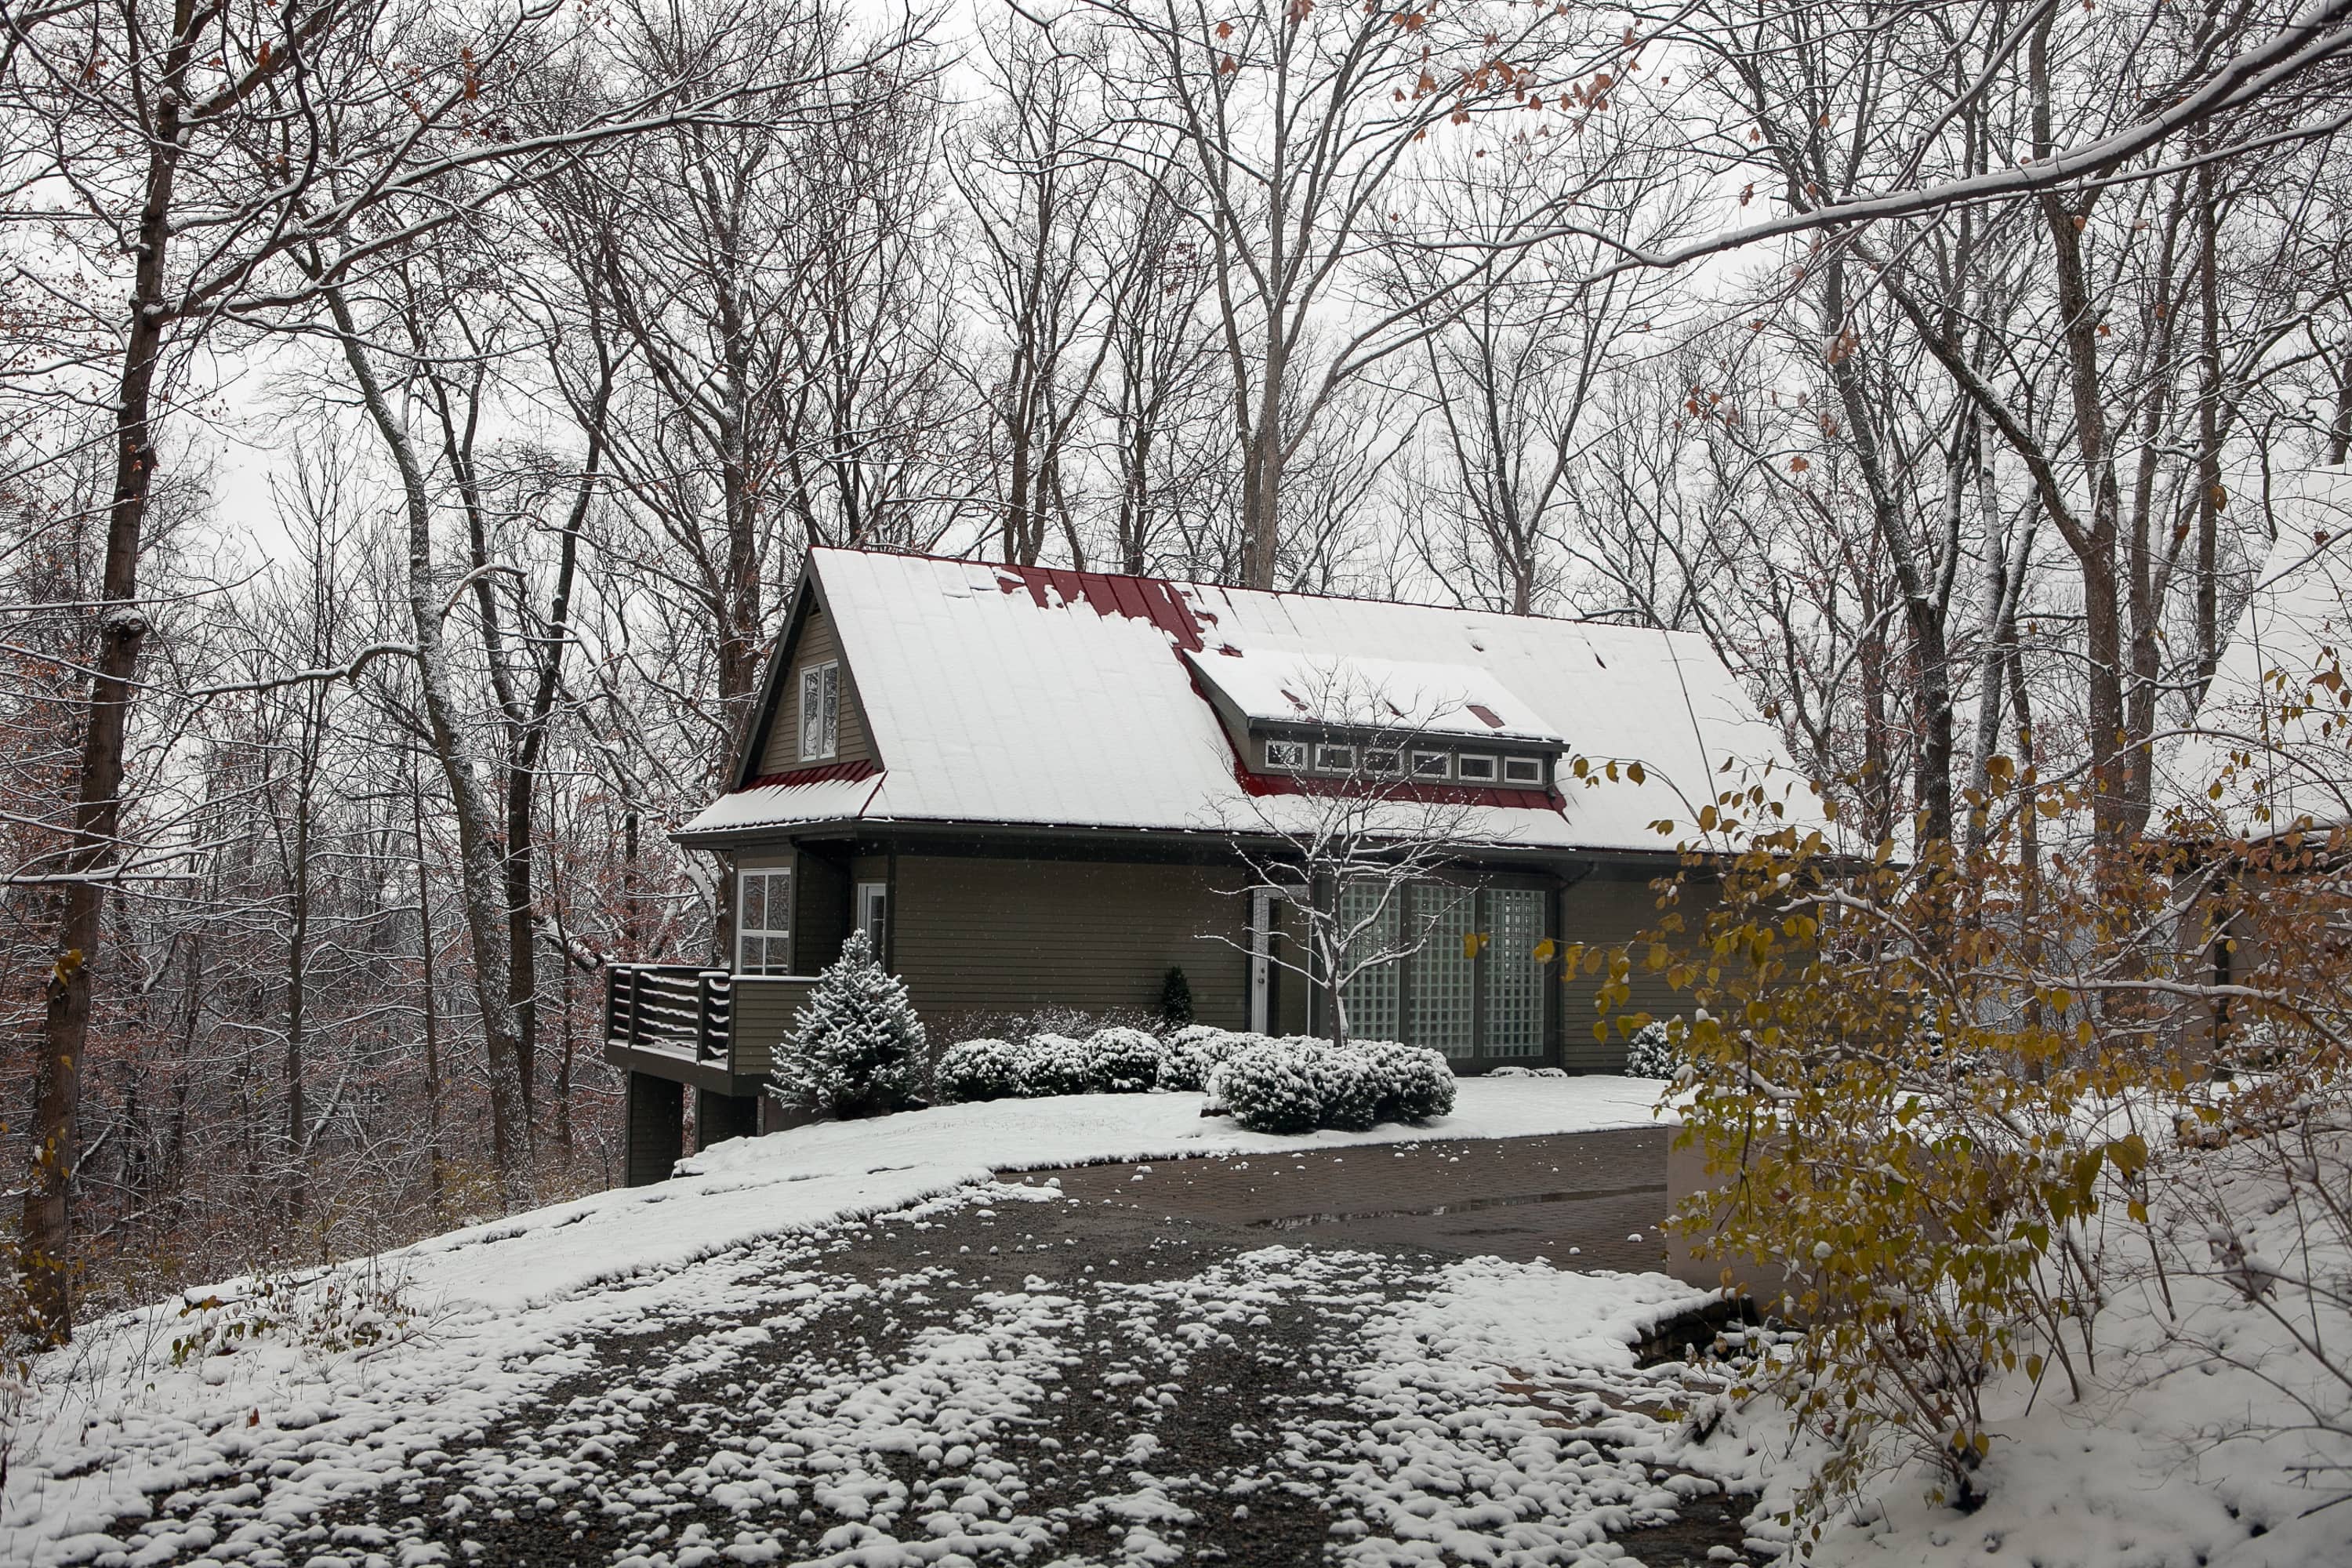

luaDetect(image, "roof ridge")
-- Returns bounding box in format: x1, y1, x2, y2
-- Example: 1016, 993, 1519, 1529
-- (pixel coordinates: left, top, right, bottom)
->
805, 544, 1656, 630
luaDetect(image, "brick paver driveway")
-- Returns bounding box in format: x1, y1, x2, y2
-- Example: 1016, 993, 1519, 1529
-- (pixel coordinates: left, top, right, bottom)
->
1010, 1127, 1675, 1274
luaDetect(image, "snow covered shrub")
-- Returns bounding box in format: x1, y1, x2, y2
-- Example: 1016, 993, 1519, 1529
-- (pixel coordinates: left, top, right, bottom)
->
1083, 1026, 1165, 1092
1354, 1040, 1457, 1122
1158, 1025, 1269, 1091
1487, 1065, 1568, 1079
1211, 1037, 1454, 1133
933, 1038, 1022, 1104
768, 931, 927, 1120
936, 1027, 1169, 1100
1623, 1020, 1677, 1080
1210, 1038, 1334, 1134
1009, 1033, 1097, 1097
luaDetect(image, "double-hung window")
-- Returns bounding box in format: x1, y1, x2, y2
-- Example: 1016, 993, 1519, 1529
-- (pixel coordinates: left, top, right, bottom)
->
800, 662, 840, 760
738, 867, 793, 975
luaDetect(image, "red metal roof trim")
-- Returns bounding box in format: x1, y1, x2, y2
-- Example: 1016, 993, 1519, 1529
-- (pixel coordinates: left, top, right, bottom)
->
1232, 760, 1563, 815
991, 562, 1206, 652
737, 758, 883, 792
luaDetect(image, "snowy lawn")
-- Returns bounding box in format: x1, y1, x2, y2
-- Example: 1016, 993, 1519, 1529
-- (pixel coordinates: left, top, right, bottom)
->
2, 1078, 1688, 1566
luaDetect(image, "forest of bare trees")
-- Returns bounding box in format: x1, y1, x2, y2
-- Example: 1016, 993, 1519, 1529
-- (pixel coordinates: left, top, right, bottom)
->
7, 0, 2352, 1341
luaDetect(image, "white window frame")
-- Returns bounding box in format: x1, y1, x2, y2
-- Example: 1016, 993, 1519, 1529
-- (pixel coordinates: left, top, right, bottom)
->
737, 866, 793, 975
1264, 737, 1309, 771
1410, 750, 1451, 780
1362, 747, 1403, 777
857, 881, 889, 964
800, 662, 840, 761
1501, 756, 1545, 786
1313, 742, 1357, 774
1456, 753, 1498, 782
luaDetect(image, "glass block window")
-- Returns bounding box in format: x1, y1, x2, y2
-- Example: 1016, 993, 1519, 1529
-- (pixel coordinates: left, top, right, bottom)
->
737, 866, 793, 975
1336, 881, 1401, 1041
1484, 887, 1546, 1057
1410, 884, 1477, 1058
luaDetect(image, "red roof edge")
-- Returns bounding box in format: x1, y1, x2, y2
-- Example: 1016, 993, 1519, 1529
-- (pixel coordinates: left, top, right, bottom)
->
738, 758, 883, 793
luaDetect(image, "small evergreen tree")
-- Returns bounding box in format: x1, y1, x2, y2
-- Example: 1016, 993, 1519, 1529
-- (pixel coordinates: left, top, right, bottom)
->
769, 931, 927, 1120
1158, 966, 1194, 1027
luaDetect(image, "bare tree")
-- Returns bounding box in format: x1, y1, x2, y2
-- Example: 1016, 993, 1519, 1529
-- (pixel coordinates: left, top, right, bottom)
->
1202, 662, 1494, 1044
1075, 0, 1604, 586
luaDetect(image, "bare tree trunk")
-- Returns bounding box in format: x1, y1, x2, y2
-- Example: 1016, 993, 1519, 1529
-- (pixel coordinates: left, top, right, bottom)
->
16, 0, 201, 1342
284, 722, 317, 1225
328, 284, 534, 1208
1823, 258, 1957, 844
412, 772, 445, 1212
2196, 156, 2225, 699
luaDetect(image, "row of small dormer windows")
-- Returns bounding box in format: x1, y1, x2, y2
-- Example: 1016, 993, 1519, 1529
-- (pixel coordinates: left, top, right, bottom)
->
1261, 736, 1548, 787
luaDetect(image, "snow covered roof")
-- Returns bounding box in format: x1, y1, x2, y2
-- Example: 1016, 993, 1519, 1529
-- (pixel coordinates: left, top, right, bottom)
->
680, 550, 1817, 852
2159, 468, 2352, 839
1183, 647, 1565, 745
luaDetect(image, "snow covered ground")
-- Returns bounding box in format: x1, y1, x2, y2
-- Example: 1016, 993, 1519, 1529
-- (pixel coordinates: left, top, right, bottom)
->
13, 1075, 2345, 1567
2, 1078, 1680, 1566
1725, 1128, 2352, 1568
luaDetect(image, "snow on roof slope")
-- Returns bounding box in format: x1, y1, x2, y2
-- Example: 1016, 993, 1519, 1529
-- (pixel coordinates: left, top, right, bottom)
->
2158, 468, 2352, 837
1183, 646, 1565, 743
681, 550, 1817, 850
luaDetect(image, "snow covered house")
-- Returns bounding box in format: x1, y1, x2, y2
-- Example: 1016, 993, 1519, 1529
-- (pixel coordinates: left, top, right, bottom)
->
604, 549, 1811, 1182
2156, 467, 2352, 1054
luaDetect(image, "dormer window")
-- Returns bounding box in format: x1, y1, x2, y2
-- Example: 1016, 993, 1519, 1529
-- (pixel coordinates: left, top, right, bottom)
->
1410, 750, 1451, 780
1363, 747, 1403, 777
1457, 754, 1497, 782
1265, 737, 1309, 771
1314, 742, 1357, 774
1502, 756, 1544, 786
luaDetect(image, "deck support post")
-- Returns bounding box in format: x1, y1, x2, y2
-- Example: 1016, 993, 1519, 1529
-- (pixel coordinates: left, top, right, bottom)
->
624, 1071, 685, 1187
696, 1087, 761, 1150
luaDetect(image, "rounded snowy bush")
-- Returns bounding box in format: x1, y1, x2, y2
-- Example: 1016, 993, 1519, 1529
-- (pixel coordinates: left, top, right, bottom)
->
1211, 1038, 1332, 1134
1623, 1020, 1677, 1080
934, 1038, 1022, 1104
1211, 1037, 1456, 1133
1159, 1025, 1269, 1091
1353, 1039, 1457, 1122
1010, 1033, 1097, 1098
1083, 1026, 1165, 1093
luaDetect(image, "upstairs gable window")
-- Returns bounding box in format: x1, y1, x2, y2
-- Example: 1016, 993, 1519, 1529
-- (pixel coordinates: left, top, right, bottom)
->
1502, 756, 1545, 786
800, 662, 840, 760
1265, 737, 1309, 770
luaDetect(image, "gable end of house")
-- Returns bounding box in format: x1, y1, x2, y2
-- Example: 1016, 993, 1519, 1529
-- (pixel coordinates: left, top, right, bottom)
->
735, 565, 880, 790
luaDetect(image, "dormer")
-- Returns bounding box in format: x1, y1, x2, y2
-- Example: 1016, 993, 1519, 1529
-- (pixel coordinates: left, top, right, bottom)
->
1183, 647, 1565, 791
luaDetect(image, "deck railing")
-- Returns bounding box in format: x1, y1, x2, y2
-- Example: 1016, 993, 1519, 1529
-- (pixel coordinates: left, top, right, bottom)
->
606, 964, 732, 1065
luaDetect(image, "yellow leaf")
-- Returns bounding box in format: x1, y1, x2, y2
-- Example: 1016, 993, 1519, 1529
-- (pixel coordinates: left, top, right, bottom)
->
1533, 938, 1556, 963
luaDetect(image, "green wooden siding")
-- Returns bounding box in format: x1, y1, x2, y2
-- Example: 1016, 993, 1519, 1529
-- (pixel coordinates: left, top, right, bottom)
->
731, 975, 815, 1080
1557, 868, 1711, 1072
891, 855, 1251, 1029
